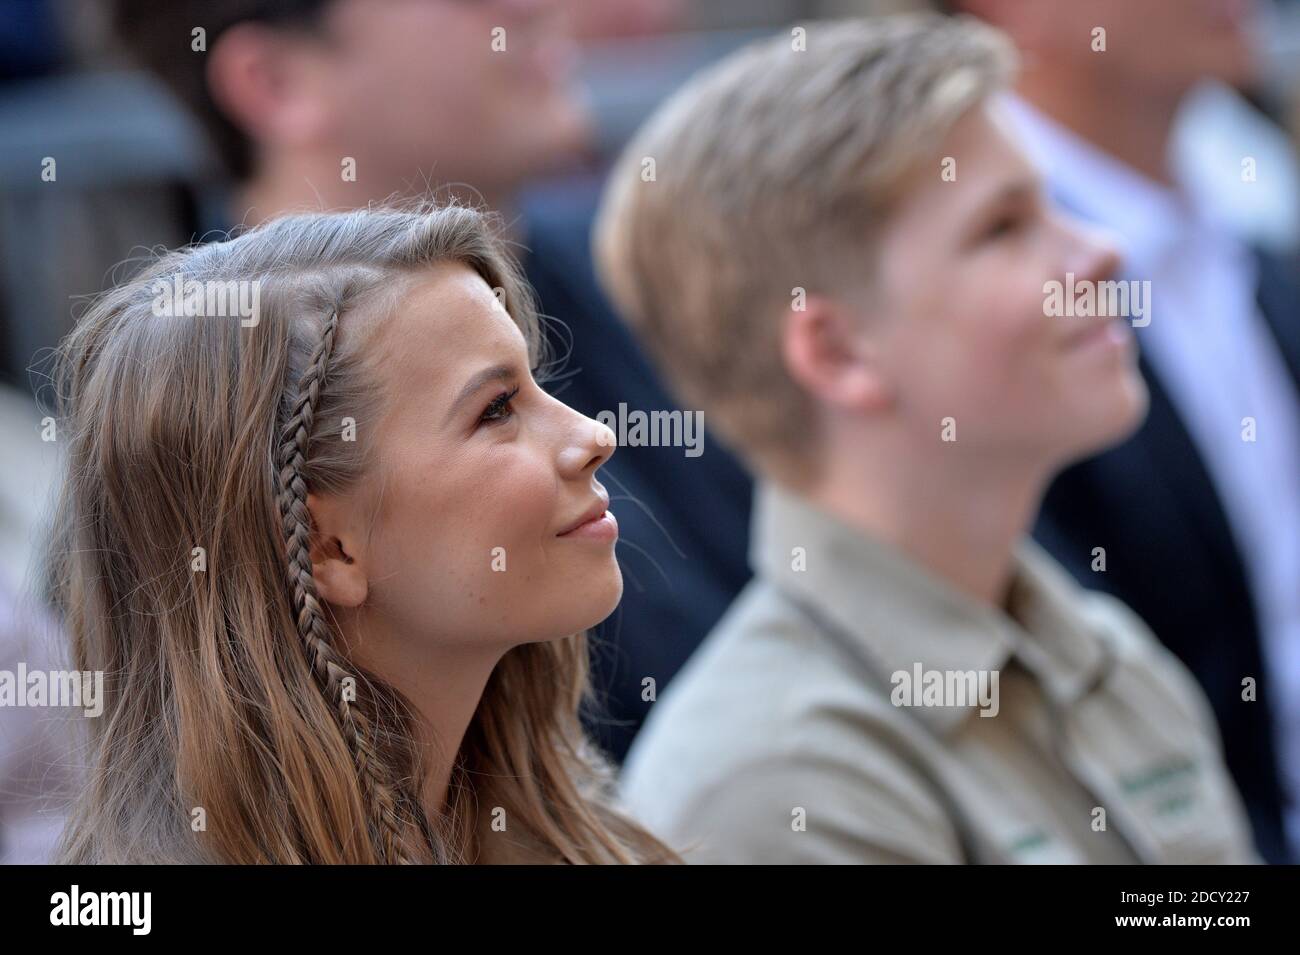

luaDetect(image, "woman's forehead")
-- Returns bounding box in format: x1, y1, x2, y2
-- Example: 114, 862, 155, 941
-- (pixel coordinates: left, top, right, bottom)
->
377, 264, 528, 391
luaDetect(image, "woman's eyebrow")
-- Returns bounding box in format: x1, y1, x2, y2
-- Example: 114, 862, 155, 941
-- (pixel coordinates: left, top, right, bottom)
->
446, 363, 515, 422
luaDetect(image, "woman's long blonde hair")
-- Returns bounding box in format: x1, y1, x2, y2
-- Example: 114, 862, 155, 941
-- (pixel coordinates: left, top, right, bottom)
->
47, 203, 676, 864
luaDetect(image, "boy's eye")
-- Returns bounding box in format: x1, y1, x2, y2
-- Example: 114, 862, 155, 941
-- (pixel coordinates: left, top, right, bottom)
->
985, 213, 1022, 240
480, 386, 520, 424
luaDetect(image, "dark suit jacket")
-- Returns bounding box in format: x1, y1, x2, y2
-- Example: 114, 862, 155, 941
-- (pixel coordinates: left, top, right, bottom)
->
1034, 249, 1300, 864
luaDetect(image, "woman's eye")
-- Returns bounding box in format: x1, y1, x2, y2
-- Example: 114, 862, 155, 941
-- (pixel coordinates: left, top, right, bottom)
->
480, 386, 520, 424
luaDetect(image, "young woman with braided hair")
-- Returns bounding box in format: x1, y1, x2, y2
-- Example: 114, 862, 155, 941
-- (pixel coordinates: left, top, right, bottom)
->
47, 204, 676, 864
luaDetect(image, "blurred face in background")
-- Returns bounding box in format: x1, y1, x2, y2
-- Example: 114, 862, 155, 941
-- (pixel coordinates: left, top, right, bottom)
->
861, 101, 1147, 469
246, 0, 591, 195
566, 0, 687, 40
968, 0, 1260, 96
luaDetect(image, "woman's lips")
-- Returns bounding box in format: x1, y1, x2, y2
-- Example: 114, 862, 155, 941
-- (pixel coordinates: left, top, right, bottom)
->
557, 509, 618, 541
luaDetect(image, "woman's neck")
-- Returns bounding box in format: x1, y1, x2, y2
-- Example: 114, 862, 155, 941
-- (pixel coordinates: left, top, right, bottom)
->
337, 614, 504, 828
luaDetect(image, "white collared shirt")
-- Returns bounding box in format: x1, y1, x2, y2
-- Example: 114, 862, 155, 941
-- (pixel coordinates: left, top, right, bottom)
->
1004, 93, 1300, 857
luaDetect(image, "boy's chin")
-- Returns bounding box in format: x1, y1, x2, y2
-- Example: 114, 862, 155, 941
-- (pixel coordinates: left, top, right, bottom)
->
1061, 373, 1150, 464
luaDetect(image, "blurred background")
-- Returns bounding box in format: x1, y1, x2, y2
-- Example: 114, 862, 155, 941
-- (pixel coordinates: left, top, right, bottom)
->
0, 0, 1297, 409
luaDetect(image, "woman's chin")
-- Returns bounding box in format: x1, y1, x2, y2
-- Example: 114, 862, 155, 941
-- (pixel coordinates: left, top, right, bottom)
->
584, 565, 625, 629
542, 564, 624, 639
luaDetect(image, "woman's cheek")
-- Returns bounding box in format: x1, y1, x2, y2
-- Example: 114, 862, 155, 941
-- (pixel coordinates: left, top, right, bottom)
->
470, 459, 558, 573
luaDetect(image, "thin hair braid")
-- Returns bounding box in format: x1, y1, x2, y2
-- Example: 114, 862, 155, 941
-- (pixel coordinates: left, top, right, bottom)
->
274, 309, 422, 864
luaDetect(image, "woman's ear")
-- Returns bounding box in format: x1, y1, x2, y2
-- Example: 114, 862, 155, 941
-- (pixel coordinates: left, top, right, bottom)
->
305, 492, 369, 608
781, 293, 893, 414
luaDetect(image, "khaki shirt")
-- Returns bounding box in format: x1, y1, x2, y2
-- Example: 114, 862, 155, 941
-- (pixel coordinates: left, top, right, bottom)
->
618, 481, 1258, 863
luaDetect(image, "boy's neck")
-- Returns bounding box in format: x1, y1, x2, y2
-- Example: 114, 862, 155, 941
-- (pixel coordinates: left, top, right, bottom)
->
803, 448, 1051, 610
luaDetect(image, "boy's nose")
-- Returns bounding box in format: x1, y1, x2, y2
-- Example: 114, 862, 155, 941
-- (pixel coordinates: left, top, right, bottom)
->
1063, 219, 1124, 285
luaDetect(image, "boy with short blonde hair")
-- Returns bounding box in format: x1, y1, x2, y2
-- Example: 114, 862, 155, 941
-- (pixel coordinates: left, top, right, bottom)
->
599, 15, 1256, 864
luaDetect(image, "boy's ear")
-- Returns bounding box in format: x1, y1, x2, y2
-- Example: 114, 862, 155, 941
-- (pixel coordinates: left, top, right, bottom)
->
781, 293, 893, 414
304, 492, 369, 608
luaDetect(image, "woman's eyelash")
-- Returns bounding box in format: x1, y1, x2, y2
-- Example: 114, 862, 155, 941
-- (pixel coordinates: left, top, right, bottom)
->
480, 386, 520, 424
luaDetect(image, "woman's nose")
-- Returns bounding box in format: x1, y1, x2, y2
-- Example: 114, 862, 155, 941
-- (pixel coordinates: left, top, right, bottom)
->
558, 414, 617, 477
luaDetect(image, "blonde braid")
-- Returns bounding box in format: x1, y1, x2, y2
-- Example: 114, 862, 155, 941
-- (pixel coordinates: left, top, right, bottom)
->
275, 309, 423, 864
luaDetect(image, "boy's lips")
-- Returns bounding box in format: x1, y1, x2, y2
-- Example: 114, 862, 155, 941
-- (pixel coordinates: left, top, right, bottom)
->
1064, 316, 1131, 351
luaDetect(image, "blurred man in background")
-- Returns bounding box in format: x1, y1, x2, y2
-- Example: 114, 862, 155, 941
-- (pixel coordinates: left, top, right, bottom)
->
942, 0, 1300, 863
114, 0, 590, 228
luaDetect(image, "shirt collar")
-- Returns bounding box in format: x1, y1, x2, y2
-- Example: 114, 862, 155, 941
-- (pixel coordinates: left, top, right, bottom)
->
751, 480, 1113, 734
999, 93, 1202, 271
